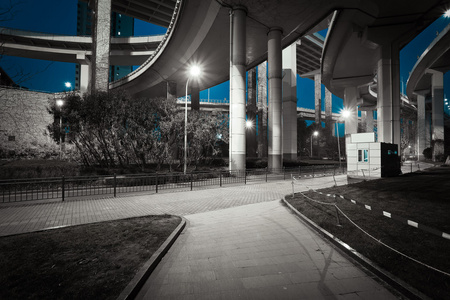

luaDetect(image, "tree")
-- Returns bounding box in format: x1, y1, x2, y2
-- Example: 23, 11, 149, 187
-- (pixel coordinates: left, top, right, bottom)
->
47, 91, 230, 169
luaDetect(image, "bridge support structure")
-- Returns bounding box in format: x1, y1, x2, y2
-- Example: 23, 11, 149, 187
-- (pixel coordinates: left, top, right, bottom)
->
282, 43, 297, 161
229, 6, 247, 172
90, 0, 112, 93
267, 27, 283, 171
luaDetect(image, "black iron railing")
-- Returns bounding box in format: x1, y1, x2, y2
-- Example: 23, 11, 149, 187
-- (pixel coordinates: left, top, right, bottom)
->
0, 165, 346, 203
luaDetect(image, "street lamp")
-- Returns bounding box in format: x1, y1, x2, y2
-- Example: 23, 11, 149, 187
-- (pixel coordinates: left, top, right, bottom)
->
184, 65, 201, 174
56, 99, 64, 160
245, 120, 253, 129
65, 82, 72, 90
311, 131, 319, 157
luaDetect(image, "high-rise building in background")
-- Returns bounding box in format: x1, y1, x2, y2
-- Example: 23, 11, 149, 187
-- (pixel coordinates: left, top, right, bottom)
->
75, 1, 134, 91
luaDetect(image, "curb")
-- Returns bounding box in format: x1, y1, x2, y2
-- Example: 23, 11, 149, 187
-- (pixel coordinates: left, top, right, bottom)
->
281, 198, 430, 300
116, 217, 187, 300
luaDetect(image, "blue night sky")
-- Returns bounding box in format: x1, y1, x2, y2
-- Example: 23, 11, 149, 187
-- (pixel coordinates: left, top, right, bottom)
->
1, 0, 449, 115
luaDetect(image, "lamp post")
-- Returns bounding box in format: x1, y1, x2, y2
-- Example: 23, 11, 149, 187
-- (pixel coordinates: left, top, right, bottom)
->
311, 131, 318, 157
56, 99, 64, 160
184, 65, 201, 174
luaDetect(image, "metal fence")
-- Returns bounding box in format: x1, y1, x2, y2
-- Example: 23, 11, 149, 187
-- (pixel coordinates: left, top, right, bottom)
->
0, 165, 346, 203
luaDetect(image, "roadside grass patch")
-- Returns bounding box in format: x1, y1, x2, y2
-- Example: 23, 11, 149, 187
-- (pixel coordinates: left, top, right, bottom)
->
0, 215, 181, 300
287, 167, 450, 300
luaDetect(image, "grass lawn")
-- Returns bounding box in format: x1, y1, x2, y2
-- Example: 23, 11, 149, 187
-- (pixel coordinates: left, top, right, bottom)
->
286, 166, 450, 300
0, 215, 181, 300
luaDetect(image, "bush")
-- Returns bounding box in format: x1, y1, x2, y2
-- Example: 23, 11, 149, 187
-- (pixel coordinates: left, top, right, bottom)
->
423, 147, 432, 160
0, 160, 80, 179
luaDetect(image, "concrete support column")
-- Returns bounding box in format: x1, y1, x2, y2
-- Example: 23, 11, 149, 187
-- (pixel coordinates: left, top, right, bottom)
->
417, 94, 426, 161
191, 82, 200, 111
229, 6, 247, 171
282, 43, 297, 161
431, 70, 444, 161
257, 62, 268, 158
267, 27, 283, 171
344, 87, 358, 148
247, 68, 257, 157
325, 88, 332, 135
365, 110, 374, 133
426, 111, 432, 148
314, 73, 322, 125
167, 81, 177, 100
377, 44, 401, 145
79, 63, 90, 94
91, 0, 111, 93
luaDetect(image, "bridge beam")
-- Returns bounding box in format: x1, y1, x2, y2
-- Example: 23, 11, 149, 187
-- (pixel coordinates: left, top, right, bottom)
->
229, 6, 247, 172
268, 27, 283, 171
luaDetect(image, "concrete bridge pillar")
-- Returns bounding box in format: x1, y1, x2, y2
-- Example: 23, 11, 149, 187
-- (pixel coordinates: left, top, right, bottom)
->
430, 70, 444, 161
343, 86, 358, 148
376, 44, 401, 146
416, 93, 427, 161
325, 88, 333, 135
167, 81, 177, 100
229, 6, 247, 171
257, 62, 268, 158
247, 68, 257, 157
267, 27, 283, 171
79, 63, 90, 94
90, 0, 112, 93
365, 110, 374, 133
282, 43, 297, 161
190, 82, 200, 111
314, 73, 322, 125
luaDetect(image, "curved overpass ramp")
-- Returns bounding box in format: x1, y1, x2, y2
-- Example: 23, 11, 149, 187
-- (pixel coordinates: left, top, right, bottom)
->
110, 0, 388, 98
0, 27, 163, 66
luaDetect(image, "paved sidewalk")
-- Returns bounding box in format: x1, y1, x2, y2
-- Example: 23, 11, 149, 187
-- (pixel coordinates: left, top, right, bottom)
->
0, 174, 401, 299
136, 200, 398, 299
0, 175, 346, 237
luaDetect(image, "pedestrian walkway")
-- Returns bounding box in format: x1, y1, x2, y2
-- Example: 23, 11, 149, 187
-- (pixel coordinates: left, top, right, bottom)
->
0, 175, 346, 237
136, 200, 398, 299
0, 174, 402, 299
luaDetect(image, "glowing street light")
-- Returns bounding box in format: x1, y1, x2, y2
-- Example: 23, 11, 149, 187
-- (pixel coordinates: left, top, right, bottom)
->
444, 9, 450, 18
64, 82, 72, 90
184, 65, 201, 174
311, 131, 319, 157
245, 120, 253, 129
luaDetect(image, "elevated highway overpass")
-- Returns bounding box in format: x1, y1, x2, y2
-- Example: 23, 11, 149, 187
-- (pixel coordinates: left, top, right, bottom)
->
407, 22, 450, 160
3, 0, 449, 170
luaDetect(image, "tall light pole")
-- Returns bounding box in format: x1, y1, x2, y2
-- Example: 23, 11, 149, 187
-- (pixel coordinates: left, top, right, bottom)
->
311, 131, 318, 157
184, 65, 201, 174
56, 99, 64, 160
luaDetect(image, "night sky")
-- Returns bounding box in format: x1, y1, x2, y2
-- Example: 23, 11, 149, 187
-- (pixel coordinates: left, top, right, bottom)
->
1, 0, 449, 114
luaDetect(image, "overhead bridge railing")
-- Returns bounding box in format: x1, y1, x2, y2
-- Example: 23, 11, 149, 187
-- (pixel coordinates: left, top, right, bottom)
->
0, 165, 346, 203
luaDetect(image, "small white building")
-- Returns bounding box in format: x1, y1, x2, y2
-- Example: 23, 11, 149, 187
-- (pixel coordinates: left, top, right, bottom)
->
347, 133, 401, 177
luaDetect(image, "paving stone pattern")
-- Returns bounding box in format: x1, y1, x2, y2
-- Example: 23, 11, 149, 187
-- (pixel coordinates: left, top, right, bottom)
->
136, 201, 398, 300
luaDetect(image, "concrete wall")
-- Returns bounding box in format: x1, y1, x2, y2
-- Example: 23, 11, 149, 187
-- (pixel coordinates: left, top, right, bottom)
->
0, 87, 56, 155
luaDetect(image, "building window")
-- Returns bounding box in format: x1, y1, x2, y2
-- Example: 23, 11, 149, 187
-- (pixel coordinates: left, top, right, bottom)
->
358, 150, 369, 162
8, 136, 15, 142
